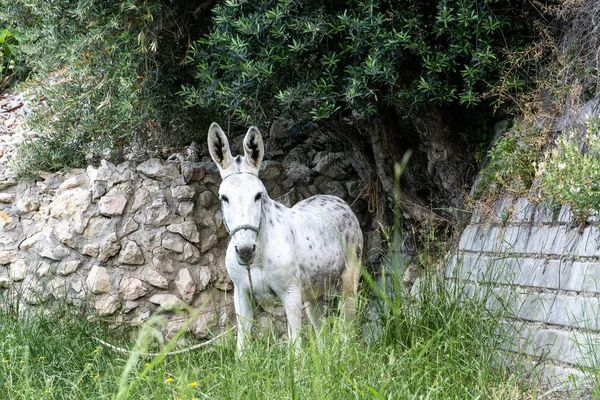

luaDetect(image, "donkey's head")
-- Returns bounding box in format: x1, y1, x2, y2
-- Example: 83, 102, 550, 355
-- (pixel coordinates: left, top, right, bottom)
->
208, 122, 265, 265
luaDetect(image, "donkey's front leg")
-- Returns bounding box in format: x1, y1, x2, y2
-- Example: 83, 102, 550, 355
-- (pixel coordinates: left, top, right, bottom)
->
280, 287, 303, 352
234, 286, 254, 354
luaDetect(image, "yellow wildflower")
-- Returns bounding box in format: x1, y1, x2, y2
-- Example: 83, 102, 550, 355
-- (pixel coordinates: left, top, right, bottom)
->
145, 363, 150, 367
189, 381, 197, 387
165, 377, 173, 383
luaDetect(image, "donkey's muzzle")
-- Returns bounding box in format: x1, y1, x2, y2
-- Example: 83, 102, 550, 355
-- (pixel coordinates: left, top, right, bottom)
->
235, 244, 256, 265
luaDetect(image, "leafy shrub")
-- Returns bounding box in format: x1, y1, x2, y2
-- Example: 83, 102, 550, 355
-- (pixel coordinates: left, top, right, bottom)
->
536, 117, 600, 218
1, 0, 204, 176
474, 121, 545, 198
0, 26, 22, 88
181, 0, 547, 126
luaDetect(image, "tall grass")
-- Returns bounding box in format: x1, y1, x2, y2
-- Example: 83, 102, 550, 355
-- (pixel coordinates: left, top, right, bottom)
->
0, 268, 533, 399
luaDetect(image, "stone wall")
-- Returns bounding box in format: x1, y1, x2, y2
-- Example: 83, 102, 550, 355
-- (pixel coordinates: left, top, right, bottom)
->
0, 150, 371, 339
446, 196, 600, 388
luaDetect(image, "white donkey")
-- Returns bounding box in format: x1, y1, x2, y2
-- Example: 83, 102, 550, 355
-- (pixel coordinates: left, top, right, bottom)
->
207, 122, 363, 352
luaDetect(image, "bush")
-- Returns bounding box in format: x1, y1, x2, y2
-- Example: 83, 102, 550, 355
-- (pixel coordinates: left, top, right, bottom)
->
474, 120, 547, 198
0, 25, 22, 88
536, 117, 600, 219
1, 0, 205, 176
181, 0, 548, 126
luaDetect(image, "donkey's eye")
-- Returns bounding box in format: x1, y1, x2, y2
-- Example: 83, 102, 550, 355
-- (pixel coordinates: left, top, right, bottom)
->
219, 195, 229, 203
254, 193, 262, 202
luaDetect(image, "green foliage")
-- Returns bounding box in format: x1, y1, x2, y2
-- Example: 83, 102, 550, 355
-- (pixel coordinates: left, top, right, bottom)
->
1, 0, 203, 176
474, 121, 543, 198
0, 25, 22, 88
536, 118, 600, 218
181, 0, 545, 126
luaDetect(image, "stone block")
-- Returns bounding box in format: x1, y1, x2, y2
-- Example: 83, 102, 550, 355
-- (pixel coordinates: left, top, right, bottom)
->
576, 226, 600, 257
559, 260, 585, 292
458, 225, 477, 251
530, 259, 562, 290
582, 262, 600, 294
550, 226, 578, 256
525, 226, 556, 255
493, 195, 513, 219
558, 204, 573, 223
511, 197, 535, 223
547, 295, 600, 330
481, 226, 501, 253
533, 204, 554, 224
497, 226, 519, 253
512, 225, 532, 253
512, 292, 554, 323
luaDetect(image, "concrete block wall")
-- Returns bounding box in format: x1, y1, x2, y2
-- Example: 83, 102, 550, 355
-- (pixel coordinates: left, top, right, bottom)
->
446, 195, 600, 388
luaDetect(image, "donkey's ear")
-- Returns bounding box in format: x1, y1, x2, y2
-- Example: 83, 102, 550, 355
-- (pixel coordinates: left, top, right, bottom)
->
243, 126, 264, 169
207, 122, 233, 170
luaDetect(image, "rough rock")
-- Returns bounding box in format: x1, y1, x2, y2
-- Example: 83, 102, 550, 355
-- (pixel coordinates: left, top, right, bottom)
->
86, 265, 112, 294
195, 266, 211, 292
171, 185, 196, 200
140, 267, 169, 289
175, 268, 196, 303
0, 269, 10, 288
15, 197, 39, 213
95, 294, 120, 315
167, 221, 200, 243
57, 259, 81, 276
162, 232, 186, 253
181, 162, 206, 183
183, 242, 201, 263
0, 250, 17, 265
99, 232, 121, 262
49, 188, 91, 218
99, 195, 128, 216
118, 240, 145, 265
200, 234, 218, 254
9, 259, 27, 281
55, 220, 78, 248
148, 293, 185, 310
136, 158, 181, 180
119, 277, 149, 301
0, 193, 15, 203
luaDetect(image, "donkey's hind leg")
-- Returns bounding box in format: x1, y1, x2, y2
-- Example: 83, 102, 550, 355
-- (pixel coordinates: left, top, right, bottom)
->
340, 249, 361, 321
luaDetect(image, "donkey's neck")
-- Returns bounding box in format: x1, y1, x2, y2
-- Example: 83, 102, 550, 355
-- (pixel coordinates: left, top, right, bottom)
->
258, 196, 292, 241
